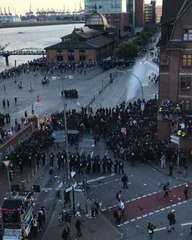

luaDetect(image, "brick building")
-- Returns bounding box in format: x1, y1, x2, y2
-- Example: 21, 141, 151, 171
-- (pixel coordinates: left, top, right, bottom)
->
45, 11, 129, 64
158, 0, 192, 150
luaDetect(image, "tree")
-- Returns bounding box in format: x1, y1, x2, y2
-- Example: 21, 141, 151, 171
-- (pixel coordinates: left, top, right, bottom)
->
133, 30, 154, 49
114, 42, 138, 61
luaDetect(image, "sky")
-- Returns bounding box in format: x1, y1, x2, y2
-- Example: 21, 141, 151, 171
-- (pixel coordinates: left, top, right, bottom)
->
0, 0, 162, 16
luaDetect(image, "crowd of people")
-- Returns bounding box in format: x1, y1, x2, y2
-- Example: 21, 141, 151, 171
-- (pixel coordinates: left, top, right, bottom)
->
2, 92, 191, 189
62, 89, 78, 99
0, 58, 97, 81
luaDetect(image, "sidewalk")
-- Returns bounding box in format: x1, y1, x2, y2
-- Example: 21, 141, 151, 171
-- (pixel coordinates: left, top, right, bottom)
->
151, 161, 192, 184
42, 190, 122, 240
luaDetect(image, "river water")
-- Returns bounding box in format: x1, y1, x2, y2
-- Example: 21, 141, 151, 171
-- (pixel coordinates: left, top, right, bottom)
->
0, 23, 84, 72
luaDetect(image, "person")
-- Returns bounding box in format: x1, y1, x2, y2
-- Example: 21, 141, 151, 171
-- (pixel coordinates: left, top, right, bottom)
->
41, 206, 46, 224
167, 209, 176, 232
114, 208, 122, 225
147, 222, 156, 240
183, 184, 189, 200
160, 153, 166, 168
32, 104, 34, 114
49, 167, 54, 183
169, 160, 174, 176
94, 199, 100, 215
121, 174, 128, 189
64, 190, 71, 206
14, 97, 17, 105
32, 215, 38, 237
62, 224, 71, 240
118, 199, 125, 215
37, 208, 44, 232
75, 218, 82, 237
91, 201, 97, 218
116, 190, 123, 202
163, 182, 170, 199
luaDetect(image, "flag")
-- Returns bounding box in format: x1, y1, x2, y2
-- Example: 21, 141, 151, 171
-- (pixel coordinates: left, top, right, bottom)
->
121, 128, 127, 135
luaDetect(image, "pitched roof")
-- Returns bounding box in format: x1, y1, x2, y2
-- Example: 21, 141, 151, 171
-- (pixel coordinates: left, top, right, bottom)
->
161, 0, 184, 24
160, 0, 192, 46
87, 36, 113, 48
45, 35, 114, 50
175, 0, 192, 21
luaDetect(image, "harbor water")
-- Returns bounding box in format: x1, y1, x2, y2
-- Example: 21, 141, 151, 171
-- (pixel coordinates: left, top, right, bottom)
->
0, 23, 83, 72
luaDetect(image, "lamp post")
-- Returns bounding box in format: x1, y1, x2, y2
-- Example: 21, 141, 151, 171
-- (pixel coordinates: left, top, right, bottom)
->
3, 160, 11, 194
63, 82, 70, 179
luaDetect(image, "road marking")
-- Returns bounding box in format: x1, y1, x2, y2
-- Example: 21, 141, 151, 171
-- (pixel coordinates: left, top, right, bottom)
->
181, 222, 192, 227
42, 188, 52, 191
87, 176, 106, 183
87, 174, 115, 184
154, 227, 167, 232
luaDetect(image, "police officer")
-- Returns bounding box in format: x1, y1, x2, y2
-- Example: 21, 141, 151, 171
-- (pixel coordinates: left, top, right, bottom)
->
167, 209, 176, 232
107, 157, 113, 173
57, 151, 62, 170
85, 156, 91, 174
121, 174, 128, 189
102, 157, 107, 174
118, 160, 124, 175
147, 222, 156, 239
113, 159, 118, 174
183, 184, 189, 200
41, 152, 46, 166
49, 152, 55, 167
32, 215, 38, 237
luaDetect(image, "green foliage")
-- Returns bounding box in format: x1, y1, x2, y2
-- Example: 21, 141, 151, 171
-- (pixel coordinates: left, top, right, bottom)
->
133, 30, 154, 49
114, 42, 138, 61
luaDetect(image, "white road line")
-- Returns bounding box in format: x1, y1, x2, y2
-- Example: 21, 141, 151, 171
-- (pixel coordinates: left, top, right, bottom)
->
154, 227, 167, 232
181, 222, 192, 227
87, 176, 108, 183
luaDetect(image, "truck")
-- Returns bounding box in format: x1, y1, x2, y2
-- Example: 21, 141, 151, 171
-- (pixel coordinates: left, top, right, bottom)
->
1, 191, 34, 240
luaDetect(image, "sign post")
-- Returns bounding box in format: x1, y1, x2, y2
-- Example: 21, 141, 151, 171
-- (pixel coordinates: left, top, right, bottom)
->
170, 135, 181, 169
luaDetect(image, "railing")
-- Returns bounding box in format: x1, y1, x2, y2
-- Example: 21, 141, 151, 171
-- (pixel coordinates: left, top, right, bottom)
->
0, 48, 45, 56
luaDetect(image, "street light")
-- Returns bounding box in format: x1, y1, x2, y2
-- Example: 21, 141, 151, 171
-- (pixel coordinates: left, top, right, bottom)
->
62, 76, 70, 180
3, 160, 11, 194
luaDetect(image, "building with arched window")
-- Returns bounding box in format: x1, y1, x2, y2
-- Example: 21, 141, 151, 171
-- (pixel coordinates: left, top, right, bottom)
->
45, 11, 129, 64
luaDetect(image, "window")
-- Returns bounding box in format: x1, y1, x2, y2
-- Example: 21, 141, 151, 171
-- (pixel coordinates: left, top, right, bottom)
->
68, 49, 74, 55
182, 54, 192, 67
180, 99, 190, 112
183, 29, 192, 41
56, 49, 63, 62
180, 77, 191, 91
67, 49, 74, 62
68, 56, 74, 61
79, 49, 86, 61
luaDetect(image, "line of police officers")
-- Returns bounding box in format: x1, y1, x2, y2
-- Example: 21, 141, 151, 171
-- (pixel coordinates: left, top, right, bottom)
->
49, 151, 125, 175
